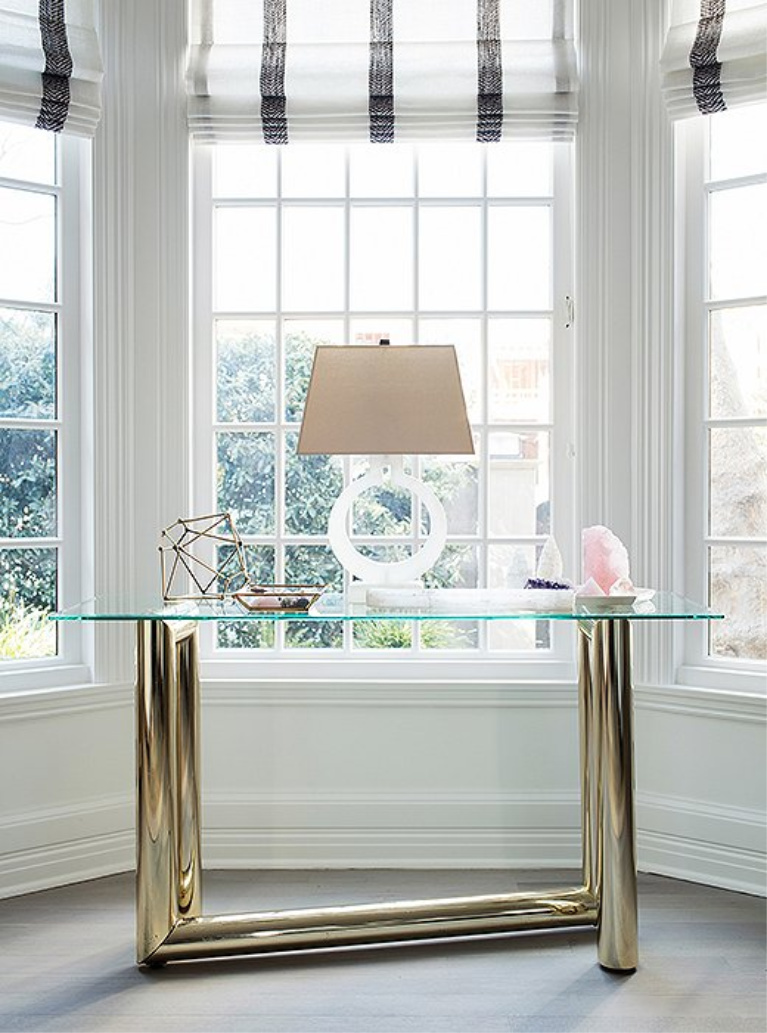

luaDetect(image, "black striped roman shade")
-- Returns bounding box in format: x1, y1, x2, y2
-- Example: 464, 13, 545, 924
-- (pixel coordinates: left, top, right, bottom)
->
187, 0, 578, 144
0, 0, 102, 136
661, 0, 767, 119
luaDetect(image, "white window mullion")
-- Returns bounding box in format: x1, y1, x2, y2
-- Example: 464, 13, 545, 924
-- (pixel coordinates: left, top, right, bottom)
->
198, 140, 573, 666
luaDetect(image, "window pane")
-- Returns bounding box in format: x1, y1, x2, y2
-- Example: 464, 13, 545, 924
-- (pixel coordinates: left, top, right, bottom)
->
213, 145, 277, 198
419, 207, 481, 311
419, 318, 482, 422
350, 207, 413, 311
417, 144, 483, 197
422, 448, 480, 535
0, 428, 57, 537
489, 318, 551, 422
350, 318, 413, 347
351, 458, 413, 536
352, 544, 413, 649
487, 142, 553, 197
284, 319, 344, 422
0, 307, 56, 418
216, 320, 276, 423
709, 185, 767, 301
709, 427, 767, 538
284, 430, 343, 536
0, 123, 55, 184
487, 544, 549, 650
488, 207, 551, 310
217, 545, 275, 649
0, 547, 57, 660
488, 543, 538, 588
214, 207, 276, 311
709, 104, 767, 183
284, 544, 343, 648
709, 306, 767, 419
0, 188, 56, 303
349, 144, 414, 197
281, 145, 345, 198
422, 544, 479, 650
488, 431, 550, 537
709, 545, 767, 661
217, 431, 275, 535
283, 207, 345, 311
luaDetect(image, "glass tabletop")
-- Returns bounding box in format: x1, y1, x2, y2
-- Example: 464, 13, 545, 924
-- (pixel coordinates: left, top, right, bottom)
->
50, 589, 724, 622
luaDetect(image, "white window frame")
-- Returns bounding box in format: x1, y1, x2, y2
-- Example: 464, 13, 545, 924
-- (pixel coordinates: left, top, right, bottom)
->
676, 115, 767, 695
192, 142, 577, 682
0, 130, 91, 693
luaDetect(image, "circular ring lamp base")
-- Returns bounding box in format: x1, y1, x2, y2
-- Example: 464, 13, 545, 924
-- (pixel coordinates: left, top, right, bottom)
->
328, 456, 447, 595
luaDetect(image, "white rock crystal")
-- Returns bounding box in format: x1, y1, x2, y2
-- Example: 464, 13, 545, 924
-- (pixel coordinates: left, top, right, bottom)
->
535, 535, 565, 581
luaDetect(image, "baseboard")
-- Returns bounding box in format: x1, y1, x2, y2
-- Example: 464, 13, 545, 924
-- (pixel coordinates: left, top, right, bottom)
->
1, 791, 763, 899
202, 790, 582, 869
637, 792, 766, 896
0, 795, 133, 900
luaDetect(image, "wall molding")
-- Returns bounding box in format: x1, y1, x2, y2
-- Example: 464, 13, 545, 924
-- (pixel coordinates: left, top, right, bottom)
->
0, 681, 133, 722
635, 683, 767, 723
203, 790, 582, 870
202, 679, 577, 709
0, 794, 133, 900
0, 785, 762, 899
638, 791, 766, 896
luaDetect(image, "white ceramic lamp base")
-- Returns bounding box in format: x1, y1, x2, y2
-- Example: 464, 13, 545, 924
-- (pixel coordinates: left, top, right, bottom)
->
328, 455, 447, 597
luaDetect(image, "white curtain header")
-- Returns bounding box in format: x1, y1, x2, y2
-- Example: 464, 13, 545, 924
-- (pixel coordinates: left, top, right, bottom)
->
661, 0, 767, 119
187, 0, 578, 143
0, 0, 102, 137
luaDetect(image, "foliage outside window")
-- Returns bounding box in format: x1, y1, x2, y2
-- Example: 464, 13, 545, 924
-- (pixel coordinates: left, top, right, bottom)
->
200, 141, 571, 655
0, 123, 60, 661
703, 104, 767, 661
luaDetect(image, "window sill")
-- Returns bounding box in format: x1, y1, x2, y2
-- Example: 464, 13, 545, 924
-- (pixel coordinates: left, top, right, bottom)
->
200, 654, 578, 686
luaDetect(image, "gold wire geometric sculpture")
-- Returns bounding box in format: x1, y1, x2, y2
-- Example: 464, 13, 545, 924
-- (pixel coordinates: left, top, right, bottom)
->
159, 512, 249, 601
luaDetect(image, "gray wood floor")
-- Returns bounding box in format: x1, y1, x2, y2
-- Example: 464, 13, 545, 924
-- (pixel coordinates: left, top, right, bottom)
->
0, 869, 764, 1033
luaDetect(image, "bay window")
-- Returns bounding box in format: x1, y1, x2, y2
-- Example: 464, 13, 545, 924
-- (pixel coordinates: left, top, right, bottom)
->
193, 140, 575, 659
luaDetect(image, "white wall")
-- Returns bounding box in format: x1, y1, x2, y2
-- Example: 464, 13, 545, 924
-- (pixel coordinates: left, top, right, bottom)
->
0, 0, 764, 901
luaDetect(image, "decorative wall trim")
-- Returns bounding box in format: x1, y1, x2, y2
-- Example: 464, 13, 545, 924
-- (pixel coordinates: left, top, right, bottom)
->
635, 683, 767, 723
203, 829, 581, 870
628, 0, 677, 687
0, 682, 132, 722
202, 679, 577, 709
576, 0, 633, 537
0, 794, 133, 900
639, 832, 766, 897
203, 790, 582, 869
638, 790, 766, 896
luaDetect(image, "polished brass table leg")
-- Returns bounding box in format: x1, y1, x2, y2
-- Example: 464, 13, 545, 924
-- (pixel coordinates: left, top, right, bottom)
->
579, 619, 638, 971
136, 620, 202, 964
135, 617, 637, 970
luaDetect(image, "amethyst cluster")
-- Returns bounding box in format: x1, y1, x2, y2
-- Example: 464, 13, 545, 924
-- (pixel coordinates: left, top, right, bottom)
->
524, 577, 572, 591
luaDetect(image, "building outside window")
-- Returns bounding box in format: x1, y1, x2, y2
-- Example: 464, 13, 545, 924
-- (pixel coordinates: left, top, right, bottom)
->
193, 140, 574, 659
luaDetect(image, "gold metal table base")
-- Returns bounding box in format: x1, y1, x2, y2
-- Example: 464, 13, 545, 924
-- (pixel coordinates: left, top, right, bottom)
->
136, 619, 637, 971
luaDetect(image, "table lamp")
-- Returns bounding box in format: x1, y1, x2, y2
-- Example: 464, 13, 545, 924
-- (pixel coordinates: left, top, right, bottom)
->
297, 341, 474, 595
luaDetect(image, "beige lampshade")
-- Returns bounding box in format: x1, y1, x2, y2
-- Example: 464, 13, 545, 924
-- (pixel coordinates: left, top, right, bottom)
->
297, 345, 474, 456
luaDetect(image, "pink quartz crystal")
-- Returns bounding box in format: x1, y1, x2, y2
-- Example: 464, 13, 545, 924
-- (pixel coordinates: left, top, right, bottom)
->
581, 525, 631, 595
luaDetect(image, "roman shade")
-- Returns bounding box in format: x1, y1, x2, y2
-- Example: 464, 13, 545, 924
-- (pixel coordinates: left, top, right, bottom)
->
0, 0, 102, 136
661, 0, 767, 118
187, 0, 578, 143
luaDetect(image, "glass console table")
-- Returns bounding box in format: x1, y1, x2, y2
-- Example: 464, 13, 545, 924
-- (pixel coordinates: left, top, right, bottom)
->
52, 591, 722, 972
